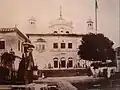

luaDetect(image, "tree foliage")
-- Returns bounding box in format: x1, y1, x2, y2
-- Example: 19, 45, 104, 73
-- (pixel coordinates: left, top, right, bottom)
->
1, 52, 15, 66
78, 33, 115, 62
18, 52, 34, 83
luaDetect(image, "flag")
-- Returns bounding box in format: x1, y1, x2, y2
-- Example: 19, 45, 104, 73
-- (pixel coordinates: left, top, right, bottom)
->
95, 0, 98, 9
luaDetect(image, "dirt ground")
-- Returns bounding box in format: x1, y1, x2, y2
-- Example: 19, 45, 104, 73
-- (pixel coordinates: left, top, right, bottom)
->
34, 76, 105, 90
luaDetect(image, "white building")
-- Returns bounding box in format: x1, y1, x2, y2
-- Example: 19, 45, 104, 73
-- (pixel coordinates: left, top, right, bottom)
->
27, 10, 94, 70
0, 27, 30, 71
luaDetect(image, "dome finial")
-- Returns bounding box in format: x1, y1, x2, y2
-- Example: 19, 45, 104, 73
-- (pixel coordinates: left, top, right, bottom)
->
60, 6, 62, 19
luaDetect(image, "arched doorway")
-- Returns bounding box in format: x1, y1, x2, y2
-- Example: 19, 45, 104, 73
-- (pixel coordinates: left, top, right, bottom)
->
60, 57, 66, 68
53, 57, 58, 68
68, 57, 73, 68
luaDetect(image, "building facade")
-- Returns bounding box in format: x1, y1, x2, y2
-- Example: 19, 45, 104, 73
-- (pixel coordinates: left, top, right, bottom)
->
27, 11, 94, 69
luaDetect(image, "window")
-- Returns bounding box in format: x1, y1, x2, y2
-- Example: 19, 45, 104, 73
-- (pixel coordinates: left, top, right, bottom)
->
68, 43, 72, 49
53, 43, 58, 49
68, 60, 73, 67
39, 45, 41, 50
61, 31, 63, 33
36, 46, 38, 51
0, 41, 5, 49
61, 43, 65, 49
53, 58, 58, 68
68, 57, 73, 68
54, 31, 57, 33
61, 57, 66, 68
54, 61, 58, 68
21, 44, 23, 52
35, 45, 39, 52
18, 40, 20, 51
42, 44, 45, 50
66, 31, 69, 34
61, 61, 66, 67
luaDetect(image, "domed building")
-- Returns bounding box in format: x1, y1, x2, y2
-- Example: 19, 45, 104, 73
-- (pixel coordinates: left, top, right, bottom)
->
49, 11, 73, 34
27, 8, 94, 70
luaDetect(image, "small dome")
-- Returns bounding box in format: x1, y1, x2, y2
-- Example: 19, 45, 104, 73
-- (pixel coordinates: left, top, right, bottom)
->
87, 18, 93, 23
28, 16, 36, 22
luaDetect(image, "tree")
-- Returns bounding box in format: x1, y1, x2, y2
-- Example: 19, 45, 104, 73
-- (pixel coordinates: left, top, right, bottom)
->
18, 52, 34, 83
1, 52, 15, 66
78, 33, 115, 62
17, 54, 26, 82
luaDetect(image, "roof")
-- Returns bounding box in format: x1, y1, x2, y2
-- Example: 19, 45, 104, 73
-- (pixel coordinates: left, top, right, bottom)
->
27, 33, 83, 37
0, 27, 30, 42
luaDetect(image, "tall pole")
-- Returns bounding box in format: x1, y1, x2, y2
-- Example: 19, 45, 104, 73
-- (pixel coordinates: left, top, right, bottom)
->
95, 0, 98, 34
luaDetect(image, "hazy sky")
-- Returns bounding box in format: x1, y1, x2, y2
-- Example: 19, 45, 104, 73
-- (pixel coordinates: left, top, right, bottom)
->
0, 0, 119, 48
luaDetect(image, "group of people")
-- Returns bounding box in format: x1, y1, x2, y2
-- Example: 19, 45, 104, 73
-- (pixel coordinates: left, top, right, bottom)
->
87, 62, 109, 78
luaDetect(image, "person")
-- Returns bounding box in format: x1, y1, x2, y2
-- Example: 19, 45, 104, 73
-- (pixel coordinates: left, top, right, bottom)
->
89, 63, 100, 78
87, 67, 92, 76
42, 73, 45, 79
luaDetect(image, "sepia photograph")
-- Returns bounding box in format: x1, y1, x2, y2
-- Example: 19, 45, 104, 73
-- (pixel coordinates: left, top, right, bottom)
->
0, 0, 119, 90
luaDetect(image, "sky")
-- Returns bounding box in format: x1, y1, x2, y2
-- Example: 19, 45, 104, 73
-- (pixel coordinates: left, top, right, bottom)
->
0, 0, 119, 48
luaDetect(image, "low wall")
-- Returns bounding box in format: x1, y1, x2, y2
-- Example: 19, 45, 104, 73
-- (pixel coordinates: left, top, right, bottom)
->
38, 68, 87, 77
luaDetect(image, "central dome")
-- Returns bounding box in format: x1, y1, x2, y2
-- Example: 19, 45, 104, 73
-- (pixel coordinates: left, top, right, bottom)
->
49, 17, 73, 28
49, 6, 73, 34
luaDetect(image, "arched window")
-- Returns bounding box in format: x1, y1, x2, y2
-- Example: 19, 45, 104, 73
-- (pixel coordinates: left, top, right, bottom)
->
66, 31, 69, 34
61, 31, 63, 33
60, 57, 66, 68
54, 31, 57, 33
68, 57, 73, 60
68, 57, 73, 68
53, 57, 58, 68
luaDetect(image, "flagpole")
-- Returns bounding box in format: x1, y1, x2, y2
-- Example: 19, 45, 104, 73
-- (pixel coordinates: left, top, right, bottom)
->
95, 0, 98, 34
